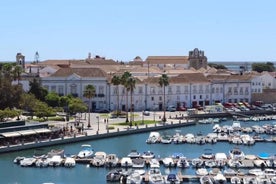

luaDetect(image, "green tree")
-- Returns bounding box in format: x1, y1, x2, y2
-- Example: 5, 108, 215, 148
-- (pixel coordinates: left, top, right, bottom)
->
83, 84, 96, 128
45, 92, 60, 107
29, 78, 48, 101
33, 101, 55, 121
111, 75, 121, 115
208, 63, 227, 70
159, 74, 169, 122
19, 93, 37, 116
121, 71, 131, 123
126, 77, 136, 124
12, 65, 23, 85
252, 62, 275, 73
68, 97, 87, 115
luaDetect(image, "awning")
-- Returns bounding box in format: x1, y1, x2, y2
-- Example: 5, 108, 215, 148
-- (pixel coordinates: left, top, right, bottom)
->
34, 128, 51, 134
18, 130, 37, 136
1, 132, 21, 138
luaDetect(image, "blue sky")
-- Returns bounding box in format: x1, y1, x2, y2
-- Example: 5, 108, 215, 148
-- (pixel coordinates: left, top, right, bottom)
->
1, 0, 276, 62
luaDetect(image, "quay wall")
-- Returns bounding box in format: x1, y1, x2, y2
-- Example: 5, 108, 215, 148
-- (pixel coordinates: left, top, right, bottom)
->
0, 121, 196, 154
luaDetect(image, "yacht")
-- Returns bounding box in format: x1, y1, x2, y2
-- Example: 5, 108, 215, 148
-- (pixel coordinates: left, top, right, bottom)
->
48, 155, 63, 167
146, 132, 160, 144
149, 158, 160, 168
127, 150, 141, 159
229, 147, 245, 160
141, 151, 155, 159
64, 157, 76, 168
162, 157, 175, 167
196, 168, 209, 176
147, 167, 165, 184
132, 158, 145, 168
120, 157, 133, 167
176, 156, 189, 168
91, 151, 107, 167
105, 154, 119, 168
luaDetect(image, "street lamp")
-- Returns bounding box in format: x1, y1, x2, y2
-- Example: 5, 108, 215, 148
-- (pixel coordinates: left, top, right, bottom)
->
96, 116, 99, 133
142, 111, 144, 125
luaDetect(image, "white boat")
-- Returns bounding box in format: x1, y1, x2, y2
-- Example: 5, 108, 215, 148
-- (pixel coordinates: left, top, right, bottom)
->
149, 158, 160, 168
106, 169, 122, 182
126, 170, 144, 184
205, 133, 218, 144
77, 144, 94, 158
213, 124, 222, 133
146, 132, 160, 144
228, 159, 244, 168
64, 157, 76, 167
20, 157, 37, 167
176, 156, 189, 168
232, 121, 241, 131
165, 173, 180, 184
195, 135, 206, 145
35, 158, 49, 167
230, 176, 241, 184
271, 176, 276, 184
242, 176, 258, 184
200, 175, 214, 184
141, 151, 155, 159
120, 157, 133, 167
256, 175, 272, 184
223, 168, 237, 176
201, 149, 215, 159
229, 147, 245, 160
191, 158, 204, 167
231, 136, 243, 144
47, 149, 64, 158
162, 157, 175, 167
105, 154, 119, 168
160, 135, 172, 144
48, 155, 63, 167
148, 168, 165, 184
215, 153, 227, 167
213, 172, 226, 184
184, 133, 195, 143
264, 168, 276, 176
91, 151, 107, 167
14, 156, 25, 164
196, 168, 208, 176
205, 160, 217, 168
132, 158, 145, 168
241, 134, 255, 145
248, 168, 264, 176
127, 150, 141, 158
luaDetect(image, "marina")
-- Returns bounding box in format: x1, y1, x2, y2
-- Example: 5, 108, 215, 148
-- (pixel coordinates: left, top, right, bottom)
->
3, 118, 276, 183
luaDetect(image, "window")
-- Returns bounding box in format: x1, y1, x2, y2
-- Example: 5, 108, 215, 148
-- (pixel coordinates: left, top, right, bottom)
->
212, 87, 215, 93
113, 87, 118, 95
158, 87, 162, 94
151, 97, 154, 101
58, 86, 64, 95
199, 95, 202, 99
193, 86, 197, 93
184, 86, 189, 93
138, 86, 143, 94
199, 85, 203, 93
176, 86, 181, 94
168, 86, 172, 94
150, 87, 156, 94
99, 86, 104, 94
159, 96, 162, 101
193, 95, 196, 100
51, 85, 56, 92
234, 87, 238, 95
205, 85, 210, 93
215, 87, 219, 93
240, 87, 243, 95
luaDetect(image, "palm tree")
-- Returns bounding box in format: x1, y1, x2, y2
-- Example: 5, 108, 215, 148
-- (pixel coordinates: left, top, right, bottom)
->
121, 71, 131, 123
159, 74, 169, 122
12, 65, 23, 85
126, 77, 136, 125
83, 84, 96, 128
111, 75, 121, 116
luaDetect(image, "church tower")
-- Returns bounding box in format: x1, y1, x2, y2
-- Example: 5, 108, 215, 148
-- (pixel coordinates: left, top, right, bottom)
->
16, 53, 25, 69
188, 48, 208, 70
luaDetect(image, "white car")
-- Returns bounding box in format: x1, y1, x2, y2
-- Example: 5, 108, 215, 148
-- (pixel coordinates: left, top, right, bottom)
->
167, 105, 176, 112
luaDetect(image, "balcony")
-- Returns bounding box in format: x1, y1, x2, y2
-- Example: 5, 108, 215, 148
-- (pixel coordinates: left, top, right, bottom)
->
97, 93, 105, 98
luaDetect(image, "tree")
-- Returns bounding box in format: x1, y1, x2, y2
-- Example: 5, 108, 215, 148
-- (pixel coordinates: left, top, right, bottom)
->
121, 71, 131, 123
208, 63, 227, 70
19, 93, 37, 114
45, 92, 60, 107
159, 74, 169, 122
111, 75, 121, 115
29, 78, 48, 101
252, 62, 275, 73
83, 84, 96, 128
126, 77, 136, 125
68, 97, 87, 115
12, 65, 23, 85
33, 101, 55, 121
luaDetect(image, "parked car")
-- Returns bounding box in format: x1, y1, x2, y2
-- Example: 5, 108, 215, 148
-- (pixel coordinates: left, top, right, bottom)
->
167, 105, 176, 112
143, 111, 150, 116
177, 106, 187, 111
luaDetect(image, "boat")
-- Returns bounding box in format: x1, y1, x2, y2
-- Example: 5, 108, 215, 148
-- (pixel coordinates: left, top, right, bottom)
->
77, 144, 94, 158
91, 151, 107, 167
213, 172, 226, 184
195, 135, 206, 145
105, 154, 119, 168
196, 168, 209, 176
146, 132, 160, 144
162, 157, 175, 167
184, 133, 195, 143
191, 158, 204, 168
258, 152, 271, 160
202, 149, 215, 159
200, 175, 214, 184
231, 136, 243, 145
176, 156, 189, 168
205, 160, 217, 168
147, 167, 165, 184
120, 157, 133, 167
14, 156, 25, 164
229, 147, 245, 160
263, 168, 276, 177
230, 176, 241, 184
20, 157, 37, 167
48, 155, 63, 167
240, 134, 255, 145
160, 134, 172, 144
64, 157, 76, 167
232, 121, 241, 131
228, 159, 244, 168
271, 176, 276, 184
47, 149, 64, 157
106, 169, 122, 182
149, 158, 160, 168
126, 170, 144, 184
248, 168, 264, 176
256, 175, 272, 184
165, 173, 181, 184
242, 176, 258, 184
127, 150, 141, 159
35, 157, 49, 167
205, 133, 218, 144
215, 153, 227, 167
223, 168, 237, 176
132, 158, 145, 168
141, 151, 155, 159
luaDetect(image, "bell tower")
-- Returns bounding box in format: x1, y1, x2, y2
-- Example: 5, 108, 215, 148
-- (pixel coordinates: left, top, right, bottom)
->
16, 53, 25, 69
188, 48, 208, 70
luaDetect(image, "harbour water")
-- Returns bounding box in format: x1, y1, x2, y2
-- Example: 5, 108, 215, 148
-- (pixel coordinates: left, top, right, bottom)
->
1, 119, 275, 184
